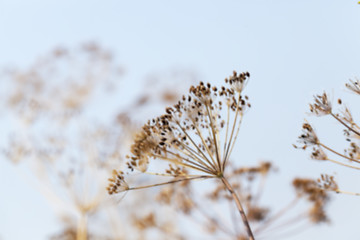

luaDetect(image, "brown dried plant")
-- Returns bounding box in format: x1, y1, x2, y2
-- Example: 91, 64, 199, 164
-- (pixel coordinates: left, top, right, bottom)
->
296, 78, 360, 196
108, 70, 256, 239
109, 71, 331, 239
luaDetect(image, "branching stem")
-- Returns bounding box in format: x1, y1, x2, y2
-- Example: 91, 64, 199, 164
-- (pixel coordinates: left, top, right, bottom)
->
331, 113, 360, 137
221, 176, 255, 240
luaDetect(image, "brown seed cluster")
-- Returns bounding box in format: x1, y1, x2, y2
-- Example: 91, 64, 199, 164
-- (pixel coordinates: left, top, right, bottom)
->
346, 79, 360, 95
126, 71, 250, 176
246, 206, 269, 222
317, 174, 338, 192
309, 92, 332, 116
296, 122, 329, 161
225, 71, 250, 93
293, 178, 329, 223
107, 170, 129, 194
346, 142, 360, 160
298, 123, 320, 147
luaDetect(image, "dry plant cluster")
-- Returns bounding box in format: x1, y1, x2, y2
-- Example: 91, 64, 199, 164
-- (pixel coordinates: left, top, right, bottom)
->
2, 43, 357, 240
296, 79, 360, 197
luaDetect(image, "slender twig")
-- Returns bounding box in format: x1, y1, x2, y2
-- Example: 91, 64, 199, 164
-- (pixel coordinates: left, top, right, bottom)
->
326, 158, 360, 170
334, 189, 360, 196
223, 94, 242, 169
221, 176, 255, 240
76, 213, 87, 240
320, 143, 360, 164
128, 176, 214, 191
254, 197, 299, 233
226, 112, 244, 165
205, 103, 222, 171
331, 112, 360, 137
173, 119, 217, 171
224, 96, 241, 162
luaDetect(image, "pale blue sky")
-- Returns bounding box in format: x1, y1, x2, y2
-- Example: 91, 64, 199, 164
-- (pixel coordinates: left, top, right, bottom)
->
1, 1, 360, 239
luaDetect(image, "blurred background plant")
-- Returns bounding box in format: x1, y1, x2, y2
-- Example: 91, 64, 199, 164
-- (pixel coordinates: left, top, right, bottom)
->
0, 43, 198, 240
296, 78, 360, 197
146, 162, 331, 240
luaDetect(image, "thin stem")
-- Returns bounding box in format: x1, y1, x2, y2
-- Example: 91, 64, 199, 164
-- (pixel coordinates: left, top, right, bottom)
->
341, 107, 360, 130
334, 189, 360, 196
162, 148, 212, 172
260, 220, 309, 240
223, 104, 231, 159
192, 200, 235, 236
128, 175, 213, 191
319, 143, 360, 164
331, 113, 360, 137
205, 103, 222, 171
151, 153, 214, 174
192, 120, 220, 171
174, 137, 216, 172
254, 197, 299, 233
174, 119, 217, 170
326, 158, 360, 170
221, 176, 255, 240
223, 94, 242, 169
258, 212, 307, 235
253, 175, 267, 205
76, 212, 87, 240
225, 112, 244, 165
144, 171, 207, 178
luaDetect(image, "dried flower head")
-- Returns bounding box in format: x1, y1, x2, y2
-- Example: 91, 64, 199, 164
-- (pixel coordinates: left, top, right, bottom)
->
309, 92, 332, 116
346, 78, 360, 95
225, 71, 250, 93
107, 170, 129, 194
124, 70, 250, 178
310, 147, 328, 161
317, 174, 338, 192
109, 71, 258, 240
298, 122, 320, 147
345, 142, 360, 160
